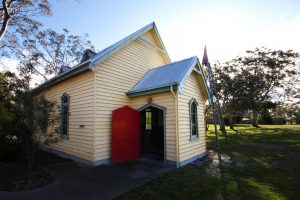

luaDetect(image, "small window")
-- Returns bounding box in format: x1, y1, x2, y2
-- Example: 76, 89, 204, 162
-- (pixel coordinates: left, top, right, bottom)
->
41, 100, 48, 134
190, 99, 198, 138
39, 99, 49, 135
145, 109, 152, 130
61, 93, 70, 139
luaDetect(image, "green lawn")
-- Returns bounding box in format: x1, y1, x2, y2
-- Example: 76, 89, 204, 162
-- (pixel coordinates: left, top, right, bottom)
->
115, 125, 300, 200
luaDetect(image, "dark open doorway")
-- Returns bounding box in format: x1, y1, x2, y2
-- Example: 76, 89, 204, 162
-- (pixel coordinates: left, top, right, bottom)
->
140, 105, 164, 161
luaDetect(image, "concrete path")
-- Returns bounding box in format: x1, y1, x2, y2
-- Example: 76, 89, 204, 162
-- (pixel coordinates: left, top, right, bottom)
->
0, 160, 173, 200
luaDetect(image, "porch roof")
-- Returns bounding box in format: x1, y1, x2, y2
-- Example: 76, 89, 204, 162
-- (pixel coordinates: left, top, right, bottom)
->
127, 56, 209, 97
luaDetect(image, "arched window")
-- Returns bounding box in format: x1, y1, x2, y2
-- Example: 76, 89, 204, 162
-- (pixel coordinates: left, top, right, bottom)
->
190, 98, 198, 138
61, 93, 70, 139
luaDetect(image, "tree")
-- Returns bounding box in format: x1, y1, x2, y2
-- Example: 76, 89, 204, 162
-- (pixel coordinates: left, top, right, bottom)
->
230, 47, 299, 127
214, 62, 242, 130
0, 71, 59, 171
15, 90, 60, 172
272, 104, 300, 124
1, 27, 94, 79
0, 0, 51, 40
211, 65, 227, 137
214, 48, 299, 128
0, 71, 24, 135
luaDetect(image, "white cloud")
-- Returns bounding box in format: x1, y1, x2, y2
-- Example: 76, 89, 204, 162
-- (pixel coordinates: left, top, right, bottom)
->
0, 58, 45, 88
163, 10, 300, 64
0, 58, 19, 74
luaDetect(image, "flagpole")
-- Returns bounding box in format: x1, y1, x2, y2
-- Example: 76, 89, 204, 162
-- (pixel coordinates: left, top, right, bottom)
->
206, 62, 220, 151
202, 46, 220, 151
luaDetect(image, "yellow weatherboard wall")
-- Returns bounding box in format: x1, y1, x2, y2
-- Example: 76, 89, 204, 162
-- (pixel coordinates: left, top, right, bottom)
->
178, 70, 207, 163
36, 24, 208, 167
93, 30, 169, 162
129, 92, 176, 162
42, 70, 95, 162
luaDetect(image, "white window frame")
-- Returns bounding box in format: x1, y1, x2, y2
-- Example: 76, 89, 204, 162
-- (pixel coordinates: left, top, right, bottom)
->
60, 93, 70, 139
189, 98, 199, 140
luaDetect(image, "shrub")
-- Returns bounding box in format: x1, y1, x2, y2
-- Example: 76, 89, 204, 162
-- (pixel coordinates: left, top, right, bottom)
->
0, 134, 20, 162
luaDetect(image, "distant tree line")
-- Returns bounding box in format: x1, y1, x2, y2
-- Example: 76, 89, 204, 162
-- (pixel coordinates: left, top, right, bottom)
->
210, 47, 300, 129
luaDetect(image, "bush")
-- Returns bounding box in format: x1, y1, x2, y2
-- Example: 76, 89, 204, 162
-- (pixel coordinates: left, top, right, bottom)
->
0, 134, 21, 162
272, 117, 286, 125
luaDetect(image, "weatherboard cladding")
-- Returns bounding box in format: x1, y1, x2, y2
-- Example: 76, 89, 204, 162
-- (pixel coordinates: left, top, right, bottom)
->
90, 22, 160, 64
128, 56, 197, 94
34, 22, 170, 91
35, 21, 209, 167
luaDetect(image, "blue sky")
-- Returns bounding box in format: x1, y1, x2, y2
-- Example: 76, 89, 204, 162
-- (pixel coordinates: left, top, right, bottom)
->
38, 0, 300, 62
23, 0, 300, 63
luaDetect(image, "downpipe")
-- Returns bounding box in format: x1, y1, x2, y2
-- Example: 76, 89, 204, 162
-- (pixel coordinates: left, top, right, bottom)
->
171, 85, 180, 168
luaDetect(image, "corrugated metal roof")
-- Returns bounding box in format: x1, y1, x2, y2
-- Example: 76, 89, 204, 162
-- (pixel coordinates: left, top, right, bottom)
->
128, 56, 198, 94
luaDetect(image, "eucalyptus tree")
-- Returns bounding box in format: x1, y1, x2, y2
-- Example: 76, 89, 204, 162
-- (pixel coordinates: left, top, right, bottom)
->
1, 27, 94, 80
231, 47, 299, 127
214, 63, 238, 129
0, 0, 51, 40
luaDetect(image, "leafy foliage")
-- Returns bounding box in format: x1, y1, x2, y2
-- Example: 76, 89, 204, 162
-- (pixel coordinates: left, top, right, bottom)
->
0, 0, 52, 40
0, 71, 60, 171
1, 27, 94, 79
214, 47, 300, 127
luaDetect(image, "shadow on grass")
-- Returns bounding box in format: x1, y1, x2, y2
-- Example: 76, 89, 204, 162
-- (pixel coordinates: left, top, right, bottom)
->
207, 125, 300, 200
116, 125, 300, 200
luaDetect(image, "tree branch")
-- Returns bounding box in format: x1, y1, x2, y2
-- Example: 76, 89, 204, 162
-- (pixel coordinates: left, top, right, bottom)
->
0, 0, 10, 40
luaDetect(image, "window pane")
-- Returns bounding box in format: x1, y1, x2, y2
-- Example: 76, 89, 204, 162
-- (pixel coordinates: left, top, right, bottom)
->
190, 101, 198, 137
61, 94, 70, 137
191, 114, 196, 124
62, 96, 69, 103
145, 110, 152, 130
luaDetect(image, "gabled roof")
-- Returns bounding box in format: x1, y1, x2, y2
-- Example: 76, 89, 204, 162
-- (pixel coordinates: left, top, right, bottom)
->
34, 22, 170, 92
127, 56, 210, 99
128, 56, 197, 94
90, 22, 170, 64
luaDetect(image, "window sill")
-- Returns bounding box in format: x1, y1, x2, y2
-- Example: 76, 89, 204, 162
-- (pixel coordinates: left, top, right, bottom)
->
189, 136, 199, 142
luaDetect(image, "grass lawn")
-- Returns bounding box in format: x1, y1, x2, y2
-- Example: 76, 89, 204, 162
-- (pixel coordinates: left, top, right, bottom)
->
115, 124, 300, 200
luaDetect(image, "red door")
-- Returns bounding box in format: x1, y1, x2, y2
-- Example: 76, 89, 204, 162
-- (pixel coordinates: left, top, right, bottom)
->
112, 106, 140, 163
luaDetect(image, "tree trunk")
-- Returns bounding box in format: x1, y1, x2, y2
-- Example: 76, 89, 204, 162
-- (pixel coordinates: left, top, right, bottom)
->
252, 110, 260, 128
0, 0, 11, 41
205, 120, 209, 135
229, 113, 234, 130
215, 96, 228, 143
218, 112, 227, 135
204, 109, 209, 135
213, 80, 227, 138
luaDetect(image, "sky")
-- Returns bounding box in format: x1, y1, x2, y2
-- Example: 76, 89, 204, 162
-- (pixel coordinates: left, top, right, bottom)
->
2, 0, 300, 79
38, 0, 300, 63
